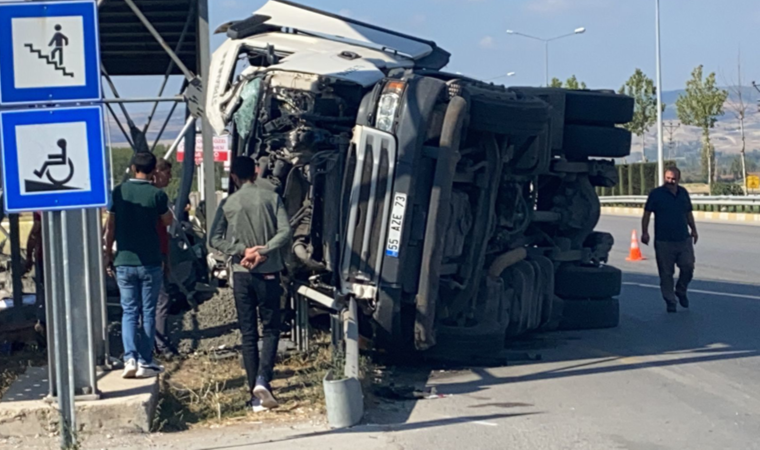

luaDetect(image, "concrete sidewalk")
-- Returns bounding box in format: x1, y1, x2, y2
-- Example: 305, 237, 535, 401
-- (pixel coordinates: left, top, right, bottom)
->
0, 421, 397, 450
0, 367, 158, 438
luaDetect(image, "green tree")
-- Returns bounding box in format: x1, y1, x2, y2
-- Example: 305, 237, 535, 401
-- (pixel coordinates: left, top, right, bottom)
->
618, 69, 663, 156
675, 65, 728, 190
564, 75, 587, 90
730, 155, 758, 180
109, 145, 209, 200
549, 76, 586, 89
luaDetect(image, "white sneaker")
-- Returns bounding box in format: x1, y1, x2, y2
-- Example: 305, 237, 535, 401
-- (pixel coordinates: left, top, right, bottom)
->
135, 363, 165, 378
122, 359, 138, 379
253, 382, 278, 409
248, 397, 269, 413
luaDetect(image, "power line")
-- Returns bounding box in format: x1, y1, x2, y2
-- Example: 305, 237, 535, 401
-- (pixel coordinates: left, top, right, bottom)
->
663, 121, 680, 160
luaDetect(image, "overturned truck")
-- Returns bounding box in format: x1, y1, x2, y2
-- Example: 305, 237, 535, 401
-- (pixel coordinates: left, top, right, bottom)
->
207, 0, 633, 359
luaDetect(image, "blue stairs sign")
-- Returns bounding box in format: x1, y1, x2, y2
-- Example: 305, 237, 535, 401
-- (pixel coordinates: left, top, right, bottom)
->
0, 1, 101, 105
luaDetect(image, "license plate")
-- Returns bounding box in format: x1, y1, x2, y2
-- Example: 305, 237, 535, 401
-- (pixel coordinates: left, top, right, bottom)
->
385, 193, 407, 257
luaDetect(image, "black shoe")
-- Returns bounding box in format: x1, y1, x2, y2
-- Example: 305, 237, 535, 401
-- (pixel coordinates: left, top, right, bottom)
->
676, 292, 689, 309
253, 376, 278, 409
667, 303, 677, 313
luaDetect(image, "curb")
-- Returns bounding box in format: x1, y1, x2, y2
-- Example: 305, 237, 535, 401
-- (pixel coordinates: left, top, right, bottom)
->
602, 207, 760, 226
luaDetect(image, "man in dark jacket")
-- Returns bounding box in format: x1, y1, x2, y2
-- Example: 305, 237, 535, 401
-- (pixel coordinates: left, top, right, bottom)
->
105, 152, 173, 378
641, 167, 699, 313
152, 158, 178, 358
210, 157, 291, 412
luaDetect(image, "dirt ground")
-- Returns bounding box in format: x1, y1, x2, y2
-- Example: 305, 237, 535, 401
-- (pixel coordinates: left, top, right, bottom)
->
153, 340, 334, 432
172, 288, 242, 355
117, 287, 338, 431
2, 286, 359, 442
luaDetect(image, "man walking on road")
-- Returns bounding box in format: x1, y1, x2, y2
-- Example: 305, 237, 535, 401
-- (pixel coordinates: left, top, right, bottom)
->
641, 167, 698, 313
105, 152, 173, 378
210, 157, 291, 412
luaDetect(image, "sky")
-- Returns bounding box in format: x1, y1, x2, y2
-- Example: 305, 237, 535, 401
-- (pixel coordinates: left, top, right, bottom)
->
204, 0, 760, 91
107, 0, 760, 141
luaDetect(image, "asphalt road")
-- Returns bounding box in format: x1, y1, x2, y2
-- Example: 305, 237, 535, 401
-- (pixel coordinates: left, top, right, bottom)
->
346, 215, 760, 450
24, 215, 760, 450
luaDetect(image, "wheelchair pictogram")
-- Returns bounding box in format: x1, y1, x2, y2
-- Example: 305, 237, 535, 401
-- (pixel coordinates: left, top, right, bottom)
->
33, 138, 75, 187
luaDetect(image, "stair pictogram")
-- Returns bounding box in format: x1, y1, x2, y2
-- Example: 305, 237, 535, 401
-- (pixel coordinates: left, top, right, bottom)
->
24, 43, 74, 78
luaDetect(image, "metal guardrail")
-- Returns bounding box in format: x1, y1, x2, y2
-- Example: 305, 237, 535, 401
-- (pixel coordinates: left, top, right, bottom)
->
600, 195, 760, 207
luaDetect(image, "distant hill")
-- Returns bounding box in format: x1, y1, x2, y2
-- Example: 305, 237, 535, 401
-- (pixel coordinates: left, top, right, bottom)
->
648, 86, 760, 155
106, 87, 760, 157
107, 108, 186, 148
660, 86, 758, 121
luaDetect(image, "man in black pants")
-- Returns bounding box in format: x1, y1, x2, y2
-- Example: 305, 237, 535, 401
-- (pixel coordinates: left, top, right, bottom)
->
210, 157, 291, 412
153, 158, 178, 358
641, 167, 698, 313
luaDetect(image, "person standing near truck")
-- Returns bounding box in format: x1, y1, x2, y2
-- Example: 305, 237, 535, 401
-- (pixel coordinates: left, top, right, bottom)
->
209, 156, 291, 412
152, 158, 178, 358
641, 167, 698, 313
25, 212, 45, 335
105, 152, 173, 378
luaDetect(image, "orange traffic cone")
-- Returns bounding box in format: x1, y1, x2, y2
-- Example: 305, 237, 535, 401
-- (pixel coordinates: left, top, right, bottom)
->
626, 229, 645, 261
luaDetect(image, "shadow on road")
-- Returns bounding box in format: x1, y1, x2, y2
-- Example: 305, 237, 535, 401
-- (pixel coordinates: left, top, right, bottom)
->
424, 272, 760, 397
199, 412, 540, 450
351, 270, 760, 429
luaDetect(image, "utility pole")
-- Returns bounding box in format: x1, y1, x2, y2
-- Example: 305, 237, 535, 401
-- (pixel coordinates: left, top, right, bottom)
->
663, 121, 680, 160
655, 0, 665, 185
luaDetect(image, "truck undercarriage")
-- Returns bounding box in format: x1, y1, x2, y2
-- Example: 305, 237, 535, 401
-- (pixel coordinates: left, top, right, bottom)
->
207, 0, 634, 360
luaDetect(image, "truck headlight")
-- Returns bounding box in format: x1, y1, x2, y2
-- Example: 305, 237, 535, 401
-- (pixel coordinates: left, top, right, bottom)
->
375, 80, 406, 132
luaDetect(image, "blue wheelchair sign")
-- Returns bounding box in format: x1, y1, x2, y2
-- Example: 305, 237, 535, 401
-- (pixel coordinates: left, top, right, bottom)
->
0, 0, 101, 105
0, 105, 108, 212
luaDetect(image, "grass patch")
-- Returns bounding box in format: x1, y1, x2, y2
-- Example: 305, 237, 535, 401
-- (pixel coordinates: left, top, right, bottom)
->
153, 337, 337, 432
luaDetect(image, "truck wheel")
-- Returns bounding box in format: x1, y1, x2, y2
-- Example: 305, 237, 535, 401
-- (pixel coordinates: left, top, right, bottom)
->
563, 125, 632, 159
541, 296, 565, 332
511, 88, 634, 125
555, 264, 622, 299
430, 321, 505, 361
564, 91, 633, 125
504, 261, 536, 336
559, 297, 620, 330
468, 93, 550, 135
531, 256, 555, 328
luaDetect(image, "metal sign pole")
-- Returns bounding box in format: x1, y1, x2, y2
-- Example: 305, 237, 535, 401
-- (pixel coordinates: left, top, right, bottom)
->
47, 211, 76, 448
0, 2, 108, 448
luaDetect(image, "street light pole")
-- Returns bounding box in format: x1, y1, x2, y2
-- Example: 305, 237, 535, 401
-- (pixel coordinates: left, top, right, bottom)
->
485, 71, 517, 81
545, 41, 549, 86
507, 27, 586, 87
655, 0, 665, 186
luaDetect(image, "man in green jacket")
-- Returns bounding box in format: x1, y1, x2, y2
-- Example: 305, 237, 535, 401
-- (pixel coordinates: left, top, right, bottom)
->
210, 157, 291, 412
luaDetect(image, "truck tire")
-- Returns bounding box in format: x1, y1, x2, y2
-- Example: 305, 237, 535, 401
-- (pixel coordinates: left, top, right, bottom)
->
564, 91, 634, 125
559, 297, 620, 330
555, 264, 622, 299
531, 256, 555, 328
505, 261, 536, 336
563, 125, 632, 159
431, 321, 505, 359
511, 88, 634, 125
468, 93, 550, 136
541, 296, 565, 332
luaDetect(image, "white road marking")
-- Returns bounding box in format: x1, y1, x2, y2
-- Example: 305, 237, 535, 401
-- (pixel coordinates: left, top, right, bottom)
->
623, 282, 760, 300
439, 415, 499, 427
472, 421, 498, 427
